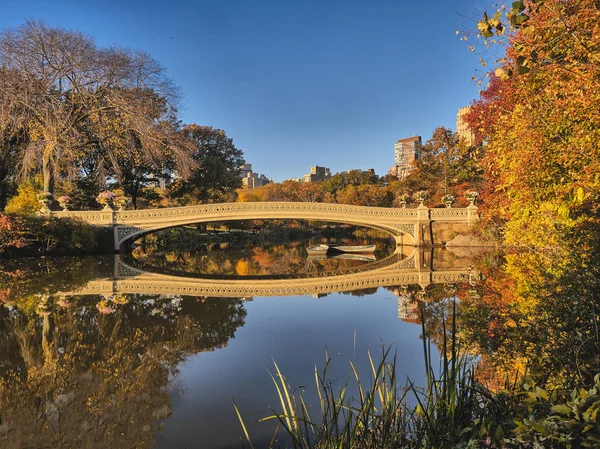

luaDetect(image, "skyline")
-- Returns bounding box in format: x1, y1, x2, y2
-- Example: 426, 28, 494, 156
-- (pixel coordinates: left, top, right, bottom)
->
1, 0, 493, 181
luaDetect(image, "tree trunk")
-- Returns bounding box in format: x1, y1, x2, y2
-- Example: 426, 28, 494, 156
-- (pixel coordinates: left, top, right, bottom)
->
42, 312, 54, 364
42, 153, 54, 195
132, 178, 140, 210
0, 186, 8, 211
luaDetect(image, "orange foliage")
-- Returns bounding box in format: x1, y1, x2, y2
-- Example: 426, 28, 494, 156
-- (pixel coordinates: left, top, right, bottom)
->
235, 259, 252, 276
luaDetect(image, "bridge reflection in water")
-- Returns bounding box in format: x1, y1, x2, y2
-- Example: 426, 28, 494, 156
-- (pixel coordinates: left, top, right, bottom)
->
59, 248, 480, 313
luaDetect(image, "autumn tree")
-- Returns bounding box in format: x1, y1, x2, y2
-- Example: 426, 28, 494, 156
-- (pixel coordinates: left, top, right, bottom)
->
415, 128, 459, 194
296, 182, 326, 202
336, 184, 393, 207
389, 127, 483, 207
467, 0, 600, 247
0, 20, 193, 199
322, 169, 380, 200
168, 125, 245, 204
243, 180, 305, 202
0, 291, 247, 448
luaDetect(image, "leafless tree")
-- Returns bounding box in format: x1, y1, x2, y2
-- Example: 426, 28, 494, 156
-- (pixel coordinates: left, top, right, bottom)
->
0, 19, 194, 196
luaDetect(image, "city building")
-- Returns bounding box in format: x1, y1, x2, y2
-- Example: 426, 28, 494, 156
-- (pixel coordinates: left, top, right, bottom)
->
456, 106, 475, 146
394, 286, 420, 323
239, 163, 253, 178
389, 136, 421, 180
302, 165, 331, 183
240, 164, 271, 188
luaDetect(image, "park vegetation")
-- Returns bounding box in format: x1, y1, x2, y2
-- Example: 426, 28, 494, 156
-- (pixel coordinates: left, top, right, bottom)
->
0, 22, 486, 257
0, 21, 245, 211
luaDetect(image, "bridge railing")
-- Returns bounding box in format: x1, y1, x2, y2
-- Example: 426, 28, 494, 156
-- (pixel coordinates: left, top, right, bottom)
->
50, 202, 478, 225
51, 208, 115, 225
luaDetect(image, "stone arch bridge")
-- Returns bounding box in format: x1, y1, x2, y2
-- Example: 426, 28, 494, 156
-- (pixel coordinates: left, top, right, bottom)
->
51, 201, 479, 251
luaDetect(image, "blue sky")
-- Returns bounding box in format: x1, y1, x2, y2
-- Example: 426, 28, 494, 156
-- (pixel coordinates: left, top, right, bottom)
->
1, 0, 492, 181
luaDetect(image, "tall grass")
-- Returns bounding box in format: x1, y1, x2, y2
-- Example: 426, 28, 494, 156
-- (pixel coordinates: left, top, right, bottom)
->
234, 301, 493, 448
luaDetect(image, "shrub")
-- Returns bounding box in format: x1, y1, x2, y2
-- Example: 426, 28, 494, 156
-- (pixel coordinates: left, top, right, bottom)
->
4, 180, 41, 215
0, 214, 97, 256
0, 214, 26, 252
19, 215, 97, 254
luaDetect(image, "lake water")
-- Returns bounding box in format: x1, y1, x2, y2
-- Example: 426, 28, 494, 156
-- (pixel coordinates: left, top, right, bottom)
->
4, 225, 586, 448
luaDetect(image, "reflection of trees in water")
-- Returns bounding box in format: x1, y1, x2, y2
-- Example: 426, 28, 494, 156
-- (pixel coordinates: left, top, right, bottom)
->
134, 244, 392, 277
460, 226, 600, 390
386, 283, 473, 347
0, 294, 246, 448
0, 256, 113, 304
132, 227, 394, 277
340, 287, 379, 297
378, 232, 600, 393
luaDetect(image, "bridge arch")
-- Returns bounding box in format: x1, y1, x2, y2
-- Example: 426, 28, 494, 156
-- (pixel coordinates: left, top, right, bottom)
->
117, 216, 409, 249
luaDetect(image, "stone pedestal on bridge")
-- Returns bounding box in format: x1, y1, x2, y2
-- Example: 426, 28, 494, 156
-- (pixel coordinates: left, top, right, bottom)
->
415, 204, 433, 247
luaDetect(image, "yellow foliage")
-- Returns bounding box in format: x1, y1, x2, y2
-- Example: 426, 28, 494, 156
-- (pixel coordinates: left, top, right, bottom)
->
236, 188, 260, 202
5, 180, 41, 215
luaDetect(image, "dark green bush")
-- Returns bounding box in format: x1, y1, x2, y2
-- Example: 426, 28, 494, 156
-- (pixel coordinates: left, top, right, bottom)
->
0, 213, 97, 256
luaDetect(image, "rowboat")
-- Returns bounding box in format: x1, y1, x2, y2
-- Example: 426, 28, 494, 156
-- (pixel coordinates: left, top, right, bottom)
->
307, 253, 377, 262
306, 244, 376, 256
329, 245, 376, 253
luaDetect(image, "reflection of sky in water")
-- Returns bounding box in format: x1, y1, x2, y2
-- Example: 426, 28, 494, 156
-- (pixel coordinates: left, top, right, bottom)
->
154, 290, 430, 449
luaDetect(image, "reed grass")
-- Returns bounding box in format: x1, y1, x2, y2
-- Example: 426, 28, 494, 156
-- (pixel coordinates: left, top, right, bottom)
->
233, 300, 495, 448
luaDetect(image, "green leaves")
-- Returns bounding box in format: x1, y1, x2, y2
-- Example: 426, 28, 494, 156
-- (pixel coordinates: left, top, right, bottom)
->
507, 0, 532, 28
512, 0, 525, 12
477, 10, 505, 39
551, 404, 572, 415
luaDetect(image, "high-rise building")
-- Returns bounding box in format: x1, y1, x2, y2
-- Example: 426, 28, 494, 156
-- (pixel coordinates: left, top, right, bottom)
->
147, 168, 172, 190
239, 163, 253, 178
303, 165, 331, 183
389, 136, 421, 179
456, 106, 475, 146
240, 163, 271, 188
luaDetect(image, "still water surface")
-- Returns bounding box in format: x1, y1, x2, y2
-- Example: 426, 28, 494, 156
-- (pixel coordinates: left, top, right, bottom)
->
0, 229, 482, 448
